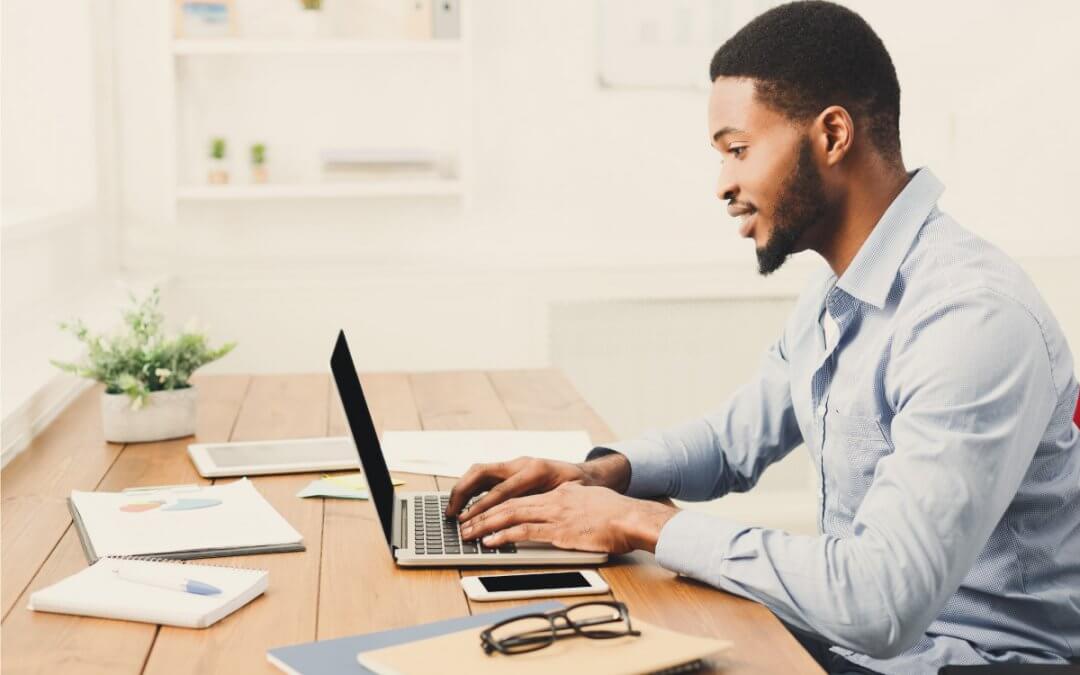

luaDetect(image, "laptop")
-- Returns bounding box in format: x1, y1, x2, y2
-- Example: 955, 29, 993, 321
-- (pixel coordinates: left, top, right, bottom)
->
330, 330, 608, 567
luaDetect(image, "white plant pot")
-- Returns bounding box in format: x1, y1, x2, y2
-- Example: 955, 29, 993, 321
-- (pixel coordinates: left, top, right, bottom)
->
101, 387, 198, 443
295, 9, 322, 39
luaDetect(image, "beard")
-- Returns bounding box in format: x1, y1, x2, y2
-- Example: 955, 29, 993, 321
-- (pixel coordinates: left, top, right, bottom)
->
756, 138, 835, 276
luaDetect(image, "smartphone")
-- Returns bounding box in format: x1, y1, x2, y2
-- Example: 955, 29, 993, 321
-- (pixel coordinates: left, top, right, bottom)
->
460, 570, 609, 602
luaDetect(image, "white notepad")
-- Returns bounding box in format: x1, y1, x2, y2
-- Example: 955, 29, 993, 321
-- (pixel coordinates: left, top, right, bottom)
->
69, 478, 303, 561
29, 557, 268, 628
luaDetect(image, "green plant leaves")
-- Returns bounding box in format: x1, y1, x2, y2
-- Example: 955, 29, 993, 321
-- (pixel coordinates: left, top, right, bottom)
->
52, 287, 236, 407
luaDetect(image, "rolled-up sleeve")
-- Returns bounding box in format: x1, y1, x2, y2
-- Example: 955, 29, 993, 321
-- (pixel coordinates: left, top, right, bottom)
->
645, 291, 1058, 658
587, 333, 804, 501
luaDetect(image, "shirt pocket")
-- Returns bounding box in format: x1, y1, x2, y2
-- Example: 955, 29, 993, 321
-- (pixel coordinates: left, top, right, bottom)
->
823, 412, 892, 515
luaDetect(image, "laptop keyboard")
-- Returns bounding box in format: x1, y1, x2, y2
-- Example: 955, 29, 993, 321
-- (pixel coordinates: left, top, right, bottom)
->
411, 494, 517, 556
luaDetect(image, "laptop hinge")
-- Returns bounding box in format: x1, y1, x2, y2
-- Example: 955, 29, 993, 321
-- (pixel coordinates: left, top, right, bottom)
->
390, 497, 402, 549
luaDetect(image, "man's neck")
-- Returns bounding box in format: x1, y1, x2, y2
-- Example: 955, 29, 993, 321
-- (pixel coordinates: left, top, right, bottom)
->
819, 164, 911, 278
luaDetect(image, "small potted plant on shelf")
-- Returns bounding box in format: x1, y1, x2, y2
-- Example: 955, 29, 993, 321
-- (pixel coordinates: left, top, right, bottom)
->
208, 136, 229, 184
51, 288, 236, 443
296, 0, 323, 38
250, 142, 268, 184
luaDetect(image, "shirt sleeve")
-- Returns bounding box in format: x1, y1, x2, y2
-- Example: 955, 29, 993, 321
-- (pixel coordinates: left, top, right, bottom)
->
649, 290, 1059, 658
587, 331, 803, 501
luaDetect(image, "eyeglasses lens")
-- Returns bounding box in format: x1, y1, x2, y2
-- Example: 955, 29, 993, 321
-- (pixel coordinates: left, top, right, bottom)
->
565, 603, 630, 638
489, 616, 555, 654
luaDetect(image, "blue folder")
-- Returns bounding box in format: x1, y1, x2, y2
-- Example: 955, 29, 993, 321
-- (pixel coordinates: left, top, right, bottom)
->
267, 601, 565, 675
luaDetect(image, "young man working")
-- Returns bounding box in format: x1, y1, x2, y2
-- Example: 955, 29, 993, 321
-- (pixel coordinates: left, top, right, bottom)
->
445, 2, 1080, 672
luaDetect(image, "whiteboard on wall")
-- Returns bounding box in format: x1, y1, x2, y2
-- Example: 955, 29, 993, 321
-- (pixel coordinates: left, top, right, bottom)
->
595, 0, 778, 90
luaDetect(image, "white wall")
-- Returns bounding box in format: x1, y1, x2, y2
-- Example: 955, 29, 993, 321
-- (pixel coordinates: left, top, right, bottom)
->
116, 0, 1080, 375
1, 0, 123, 462
120, 0, 1080, 272
848, 1, 1080, 259
1, 0, 99, 224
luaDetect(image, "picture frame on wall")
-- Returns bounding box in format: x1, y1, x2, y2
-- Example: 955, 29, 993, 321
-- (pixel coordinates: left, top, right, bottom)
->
595, 0, 777, 90
174, 0, 237, 39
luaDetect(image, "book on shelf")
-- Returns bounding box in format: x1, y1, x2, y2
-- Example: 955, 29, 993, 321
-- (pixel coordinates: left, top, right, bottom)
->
319, 147, 454, 182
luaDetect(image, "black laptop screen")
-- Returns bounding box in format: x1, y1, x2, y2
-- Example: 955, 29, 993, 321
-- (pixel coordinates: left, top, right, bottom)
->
330, 331, 396, 548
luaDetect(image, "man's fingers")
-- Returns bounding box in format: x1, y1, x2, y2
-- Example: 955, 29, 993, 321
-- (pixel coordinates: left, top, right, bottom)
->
481, 522, 554, 547
461, 495, 547, 539
445, 462, 510, 516
455, 471, 534, 521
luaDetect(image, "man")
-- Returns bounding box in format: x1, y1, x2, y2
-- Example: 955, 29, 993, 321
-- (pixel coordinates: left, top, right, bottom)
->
445, 2, 1080, 673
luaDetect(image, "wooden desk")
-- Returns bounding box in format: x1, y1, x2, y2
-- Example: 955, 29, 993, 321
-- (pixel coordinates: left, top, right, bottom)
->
1, 372, 823, 674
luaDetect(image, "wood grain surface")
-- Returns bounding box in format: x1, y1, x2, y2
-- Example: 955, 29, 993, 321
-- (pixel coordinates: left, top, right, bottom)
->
0, 372, 822, 675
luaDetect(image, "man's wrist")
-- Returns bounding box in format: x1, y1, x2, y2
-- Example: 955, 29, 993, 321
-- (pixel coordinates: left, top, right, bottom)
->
579, 451, 632, 493
618, 500, 679, 553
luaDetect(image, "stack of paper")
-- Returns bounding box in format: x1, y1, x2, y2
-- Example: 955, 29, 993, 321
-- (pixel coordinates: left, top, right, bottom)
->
69, 478, 304, 561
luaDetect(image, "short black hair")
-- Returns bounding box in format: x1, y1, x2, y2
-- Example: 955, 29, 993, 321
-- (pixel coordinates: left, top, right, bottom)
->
710, 1, 901, 163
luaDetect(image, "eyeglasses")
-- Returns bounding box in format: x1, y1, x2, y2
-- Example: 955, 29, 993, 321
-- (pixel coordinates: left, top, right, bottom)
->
479, 601, 641, 656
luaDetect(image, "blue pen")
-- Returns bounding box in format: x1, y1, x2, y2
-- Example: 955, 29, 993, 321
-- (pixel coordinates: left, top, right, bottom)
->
114, 567, 222, 596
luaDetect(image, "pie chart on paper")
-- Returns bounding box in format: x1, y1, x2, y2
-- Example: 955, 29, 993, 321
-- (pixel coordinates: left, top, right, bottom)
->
119, 499, 222, 513
161, 499, 222, 511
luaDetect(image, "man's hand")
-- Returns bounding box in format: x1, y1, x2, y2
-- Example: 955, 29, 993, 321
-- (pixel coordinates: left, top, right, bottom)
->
458, 482, 678, 554
444, 453, 631, 521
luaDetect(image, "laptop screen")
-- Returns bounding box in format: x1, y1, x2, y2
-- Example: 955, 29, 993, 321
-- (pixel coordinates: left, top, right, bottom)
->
330, 331, 397, 548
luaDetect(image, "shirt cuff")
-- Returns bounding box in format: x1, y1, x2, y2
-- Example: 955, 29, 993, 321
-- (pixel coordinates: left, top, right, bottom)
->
654, 509, 747, 581
586, 440, 674, 498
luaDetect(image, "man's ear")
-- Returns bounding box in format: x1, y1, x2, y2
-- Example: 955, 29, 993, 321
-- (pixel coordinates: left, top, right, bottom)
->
814, 105, 854, 166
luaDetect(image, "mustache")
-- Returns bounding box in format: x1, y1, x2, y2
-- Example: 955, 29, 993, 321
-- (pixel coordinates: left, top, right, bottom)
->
727, 200, 757, 217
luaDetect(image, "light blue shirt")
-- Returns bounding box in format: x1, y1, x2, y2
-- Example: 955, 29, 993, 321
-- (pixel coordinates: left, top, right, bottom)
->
595, 168, 1080, 673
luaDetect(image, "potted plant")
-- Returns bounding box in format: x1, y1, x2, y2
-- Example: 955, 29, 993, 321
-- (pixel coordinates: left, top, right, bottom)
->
296, 0, 323, 38
250, 142, 268, 184
208, 136, 229, 184
51, 288, 236, 443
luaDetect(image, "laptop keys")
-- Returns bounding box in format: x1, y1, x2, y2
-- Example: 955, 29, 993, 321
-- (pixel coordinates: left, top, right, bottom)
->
411, 493, 521, 556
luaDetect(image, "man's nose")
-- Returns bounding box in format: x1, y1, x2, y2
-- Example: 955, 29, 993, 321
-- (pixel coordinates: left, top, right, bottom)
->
716, 162, 737, 202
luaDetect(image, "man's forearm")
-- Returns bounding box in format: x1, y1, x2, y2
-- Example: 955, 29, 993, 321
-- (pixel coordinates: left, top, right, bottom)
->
579, 451, 631, 494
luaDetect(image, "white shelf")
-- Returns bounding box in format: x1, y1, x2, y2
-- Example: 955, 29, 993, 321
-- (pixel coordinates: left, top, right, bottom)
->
175, 180, 465, 201
173, 38, 463, 56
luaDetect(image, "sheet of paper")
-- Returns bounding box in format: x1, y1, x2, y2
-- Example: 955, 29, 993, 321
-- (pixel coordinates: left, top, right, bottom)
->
379, 430, 593, 477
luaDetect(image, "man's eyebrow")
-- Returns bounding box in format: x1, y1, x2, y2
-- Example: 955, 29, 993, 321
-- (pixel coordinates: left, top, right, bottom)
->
712, 126, 746, 143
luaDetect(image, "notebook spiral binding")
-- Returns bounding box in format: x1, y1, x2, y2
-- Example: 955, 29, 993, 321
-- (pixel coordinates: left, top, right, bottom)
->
651, 659, 705, 675
102, 555, 262, 571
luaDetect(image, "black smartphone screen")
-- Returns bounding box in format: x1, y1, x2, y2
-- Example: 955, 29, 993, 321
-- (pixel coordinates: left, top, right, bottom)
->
477, 571, 591, 592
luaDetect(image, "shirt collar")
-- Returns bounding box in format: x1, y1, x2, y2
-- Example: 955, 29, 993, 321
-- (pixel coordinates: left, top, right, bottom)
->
833, 167, 945, 310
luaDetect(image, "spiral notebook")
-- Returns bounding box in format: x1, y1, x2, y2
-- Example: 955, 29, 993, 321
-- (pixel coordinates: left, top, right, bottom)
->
28, 557, 268, 628
68, 478, 304, 562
